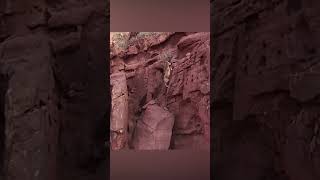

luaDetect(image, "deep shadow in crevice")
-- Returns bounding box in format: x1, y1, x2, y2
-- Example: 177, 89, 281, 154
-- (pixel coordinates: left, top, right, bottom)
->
0, 73, 8, 179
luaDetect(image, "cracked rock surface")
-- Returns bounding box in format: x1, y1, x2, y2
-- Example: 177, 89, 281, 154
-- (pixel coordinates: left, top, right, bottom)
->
212, 0, 320, 179
110, 32, 210, 150
0, 0, 109, 179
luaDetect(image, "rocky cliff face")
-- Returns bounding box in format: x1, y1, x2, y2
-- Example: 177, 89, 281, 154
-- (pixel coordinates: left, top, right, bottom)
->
212, 0, 320, 179
110, 32, 210, 150
0, 0, 108, 180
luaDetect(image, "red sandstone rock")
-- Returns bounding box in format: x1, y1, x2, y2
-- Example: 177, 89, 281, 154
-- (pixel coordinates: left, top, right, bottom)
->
132, 100, 174, 150
110, 32, 210, 150
110, 72, 129, 150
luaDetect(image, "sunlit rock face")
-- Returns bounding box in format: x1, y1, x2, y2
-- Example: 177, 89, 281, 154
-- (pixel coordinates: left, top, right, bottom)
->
110, 32, 210, 150
132, 100, 175, 150
110, 72, 129, 150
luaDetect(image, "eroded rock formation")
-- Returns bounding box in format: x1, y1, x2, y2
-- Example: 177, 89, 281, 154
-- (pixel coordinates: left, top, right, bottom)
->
110, 72, 128, 150
212, 0, 320, 179
110, 32, 210, 150
0, 0, 109, 179
132, 100, 175, 150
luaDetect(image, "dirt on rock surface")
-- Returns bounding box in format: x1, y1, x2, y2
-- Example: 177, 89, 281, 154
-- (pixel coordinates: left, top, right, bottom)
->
110, 32, 210, 150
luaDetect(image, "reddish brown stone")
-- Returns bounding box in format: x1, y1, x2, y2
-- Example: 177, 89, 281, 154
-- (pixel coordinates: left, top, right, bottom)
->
110, 32, 210, 150
110, 72, 129, 150
132, 100, 174, 150
212, 0, 320, 179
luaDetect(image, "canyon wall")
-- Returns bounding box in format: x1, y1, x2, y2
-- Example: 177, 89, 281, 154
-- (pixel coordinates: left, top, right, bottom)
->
0, 0, 109, 179
2, 0, 319, 179
212, 0, 320, 179
110, 32, 210, 150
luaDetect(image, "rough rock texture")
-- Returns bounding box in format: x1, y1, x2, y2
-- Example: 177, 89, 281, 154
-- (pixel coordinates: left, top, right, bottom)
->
132, 100, 175, 150
110, 32, 174, 58
110, 32, 210, 150
212, 0, 320, 179
169, 33, 210, 149
110, 72, 128, 150
0, 0, 109, 179
1, 34, 58, 180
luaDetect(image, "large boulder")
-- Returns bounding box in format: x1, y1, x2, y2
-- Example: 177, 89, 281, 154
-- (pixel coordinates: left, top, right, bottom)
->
132, 100, 174, 150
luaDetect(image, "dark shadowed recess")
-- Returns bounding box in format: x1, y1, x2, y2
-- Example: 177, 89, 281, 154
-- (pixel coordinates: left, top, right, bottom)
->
51, 1, 110, 179
0, 74, 8, 179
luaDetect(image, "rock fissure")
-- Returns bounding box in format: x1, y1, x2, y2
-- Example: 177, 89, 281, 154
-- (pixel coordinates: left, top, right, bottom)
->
110, 32, 210, 150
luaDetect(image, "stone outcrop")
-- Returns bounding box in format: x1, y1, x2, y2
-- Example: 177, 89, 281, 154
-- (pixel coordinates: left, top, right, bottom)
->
132, 100, 175, 150
110, 72, 128, 150
0, 34, 59, 180
0, 0, 109, 179
168, 32, 210, 149
110, 32, 210, 150
212, 0, 320, 179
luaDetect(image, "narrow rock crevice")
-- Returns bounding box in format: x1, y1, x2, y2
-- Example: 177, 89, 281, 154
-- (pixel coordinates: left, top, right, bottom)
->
0, 73, 8, 179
